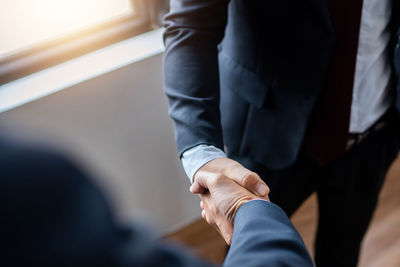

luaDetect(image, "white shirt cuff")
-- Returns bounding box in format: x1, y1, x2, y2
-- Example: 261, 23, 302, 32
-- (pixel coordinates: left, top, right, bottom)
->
181, 144, 227, 183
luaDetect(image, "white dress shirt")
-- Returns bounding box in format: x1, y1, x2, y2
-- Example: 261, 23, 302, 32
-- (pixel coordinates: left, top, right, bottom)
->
182, 0, 393, 182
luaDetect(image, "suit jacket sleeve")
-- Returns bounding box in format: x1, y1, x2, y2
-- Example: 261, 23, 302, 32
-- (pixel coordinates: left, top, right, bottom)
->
163, 0, 230, 156
224, 200, 314, 267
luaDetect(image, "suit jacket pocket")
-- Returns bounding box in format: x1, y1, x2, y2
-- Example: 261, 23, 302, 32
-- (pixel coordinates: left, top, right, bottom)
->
218, 51, 268, 108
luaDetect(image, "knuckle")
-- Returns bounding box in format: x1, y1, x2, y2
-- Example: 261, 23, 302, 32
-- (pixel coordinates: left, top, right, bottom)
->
265, 184, 271, 194
215, 173, 226, 182
249, 171, 261, 179
210, 173, 226, 186
241, 172, 251, 185
231, 162, 243, 171
241, 171, 258, 185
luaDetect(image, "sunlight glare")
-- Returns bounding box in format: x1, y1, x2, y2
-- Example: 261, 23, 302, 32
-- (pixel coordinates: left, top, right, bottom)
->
0, 0, 132, 57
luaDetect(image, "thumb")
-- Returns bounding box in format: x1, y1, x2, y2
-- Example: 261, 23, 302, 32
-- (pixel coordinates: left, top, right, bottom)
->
243, 172, 270, 197
189, 180, 207, 194
228, 166, 269, 197
189, 171, 210, 194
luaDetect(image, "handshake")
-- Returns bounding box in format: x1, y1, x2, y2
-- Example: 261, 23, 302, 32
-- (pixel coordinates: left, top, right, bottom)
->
190, 158, 270, 245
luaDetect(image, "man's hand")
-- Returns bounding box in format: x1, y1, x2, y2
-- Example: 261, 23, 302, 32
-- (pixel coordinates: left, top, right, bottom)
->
192, 172, 270, 245
189, 158, 270, 245
190, 158, 269, 196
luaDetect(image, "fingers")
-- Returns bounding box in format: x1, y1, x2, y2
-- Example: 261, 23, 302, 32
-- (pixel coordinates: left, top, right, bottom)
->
200, 194, 217, 227
200, 193, 234, 245
216, 218, 233, 245
201, 202, 233, 245
201, 209, 207, 221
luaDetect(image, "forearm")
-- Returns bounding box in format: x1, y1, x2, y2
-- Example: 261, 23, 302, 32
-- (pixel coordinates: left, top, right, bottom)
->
163, 0, 230, 156
224, 200, 314, 267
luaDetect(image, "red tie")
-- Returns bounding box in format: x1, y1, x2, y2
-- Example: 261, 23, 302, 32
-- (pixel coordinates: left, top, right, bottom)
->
304, 0, 364, 165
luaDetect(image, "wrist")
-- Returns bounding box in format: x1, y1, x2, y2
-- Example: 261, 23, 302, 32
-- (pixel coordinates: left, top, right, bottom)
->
181, 145, 226, 183
226, 196, 257, 222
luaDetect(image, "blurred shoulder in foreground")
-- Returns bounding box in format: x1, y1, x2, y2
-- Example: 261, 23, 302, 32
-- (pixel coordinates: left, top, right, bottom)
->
0, 135, 313, 267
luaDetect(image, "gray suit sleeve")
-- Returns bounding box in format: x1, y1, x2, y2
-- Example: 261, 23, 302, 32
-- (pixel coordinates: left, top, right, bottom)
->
224, 200, 314, 267
163, 0, 230, 156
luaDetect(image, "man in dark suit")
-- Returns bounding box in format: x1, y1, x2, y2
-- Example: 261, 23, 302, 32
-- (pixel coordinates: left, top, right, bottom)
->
163, 0, 400, 266
0, 136, 313, 266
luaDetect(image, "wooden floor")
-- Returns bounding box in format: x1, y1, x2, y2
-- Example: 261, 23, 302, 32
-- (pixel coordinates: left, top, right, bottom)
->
167, 155, 400, 266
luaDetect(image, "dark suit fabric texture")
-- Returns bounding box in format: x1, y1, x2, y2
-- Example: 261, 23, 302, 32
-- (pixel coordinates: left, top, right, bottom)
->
232, 115, 400, 267
0, 137, 313, 267
164, 0, 400, 167
163, 1, 400, 267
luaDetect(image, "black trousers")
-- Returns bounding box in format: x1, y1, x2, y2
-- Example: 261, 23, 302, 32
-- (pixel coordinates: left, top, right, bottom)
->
231, 115, 400, 267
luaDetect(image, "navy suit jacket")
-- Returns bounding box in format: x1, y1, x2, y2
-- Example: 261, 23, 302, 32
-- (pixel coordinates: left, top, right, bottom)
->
0, 136, 313, 266
163, 0, 400, 169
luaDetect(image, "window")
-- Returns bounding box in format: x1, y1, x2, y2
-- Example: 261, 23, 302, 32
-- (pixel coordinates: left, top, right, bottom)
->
0, 0, 168, 85
0, 0, 134, 58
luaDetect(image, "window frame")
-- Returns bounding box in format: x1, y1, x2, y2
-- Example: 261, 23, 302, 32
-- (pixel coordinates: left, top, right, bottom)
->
0, 0, 159, 85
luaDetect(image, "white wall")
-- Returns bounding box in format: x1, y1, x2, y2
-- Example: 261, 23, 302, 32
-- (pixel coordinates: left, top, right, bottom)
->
0, 53, 201, 234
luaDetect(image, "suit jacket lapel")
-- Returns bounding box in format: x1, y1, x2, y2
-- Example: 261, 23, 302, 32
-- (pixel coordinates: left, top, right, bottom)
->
307, 0, 333, 32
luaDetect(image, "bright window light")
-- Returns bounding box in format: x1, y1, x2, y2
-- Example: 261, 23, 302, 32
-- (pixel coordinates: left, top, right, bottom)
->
0, 0, 133, 58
